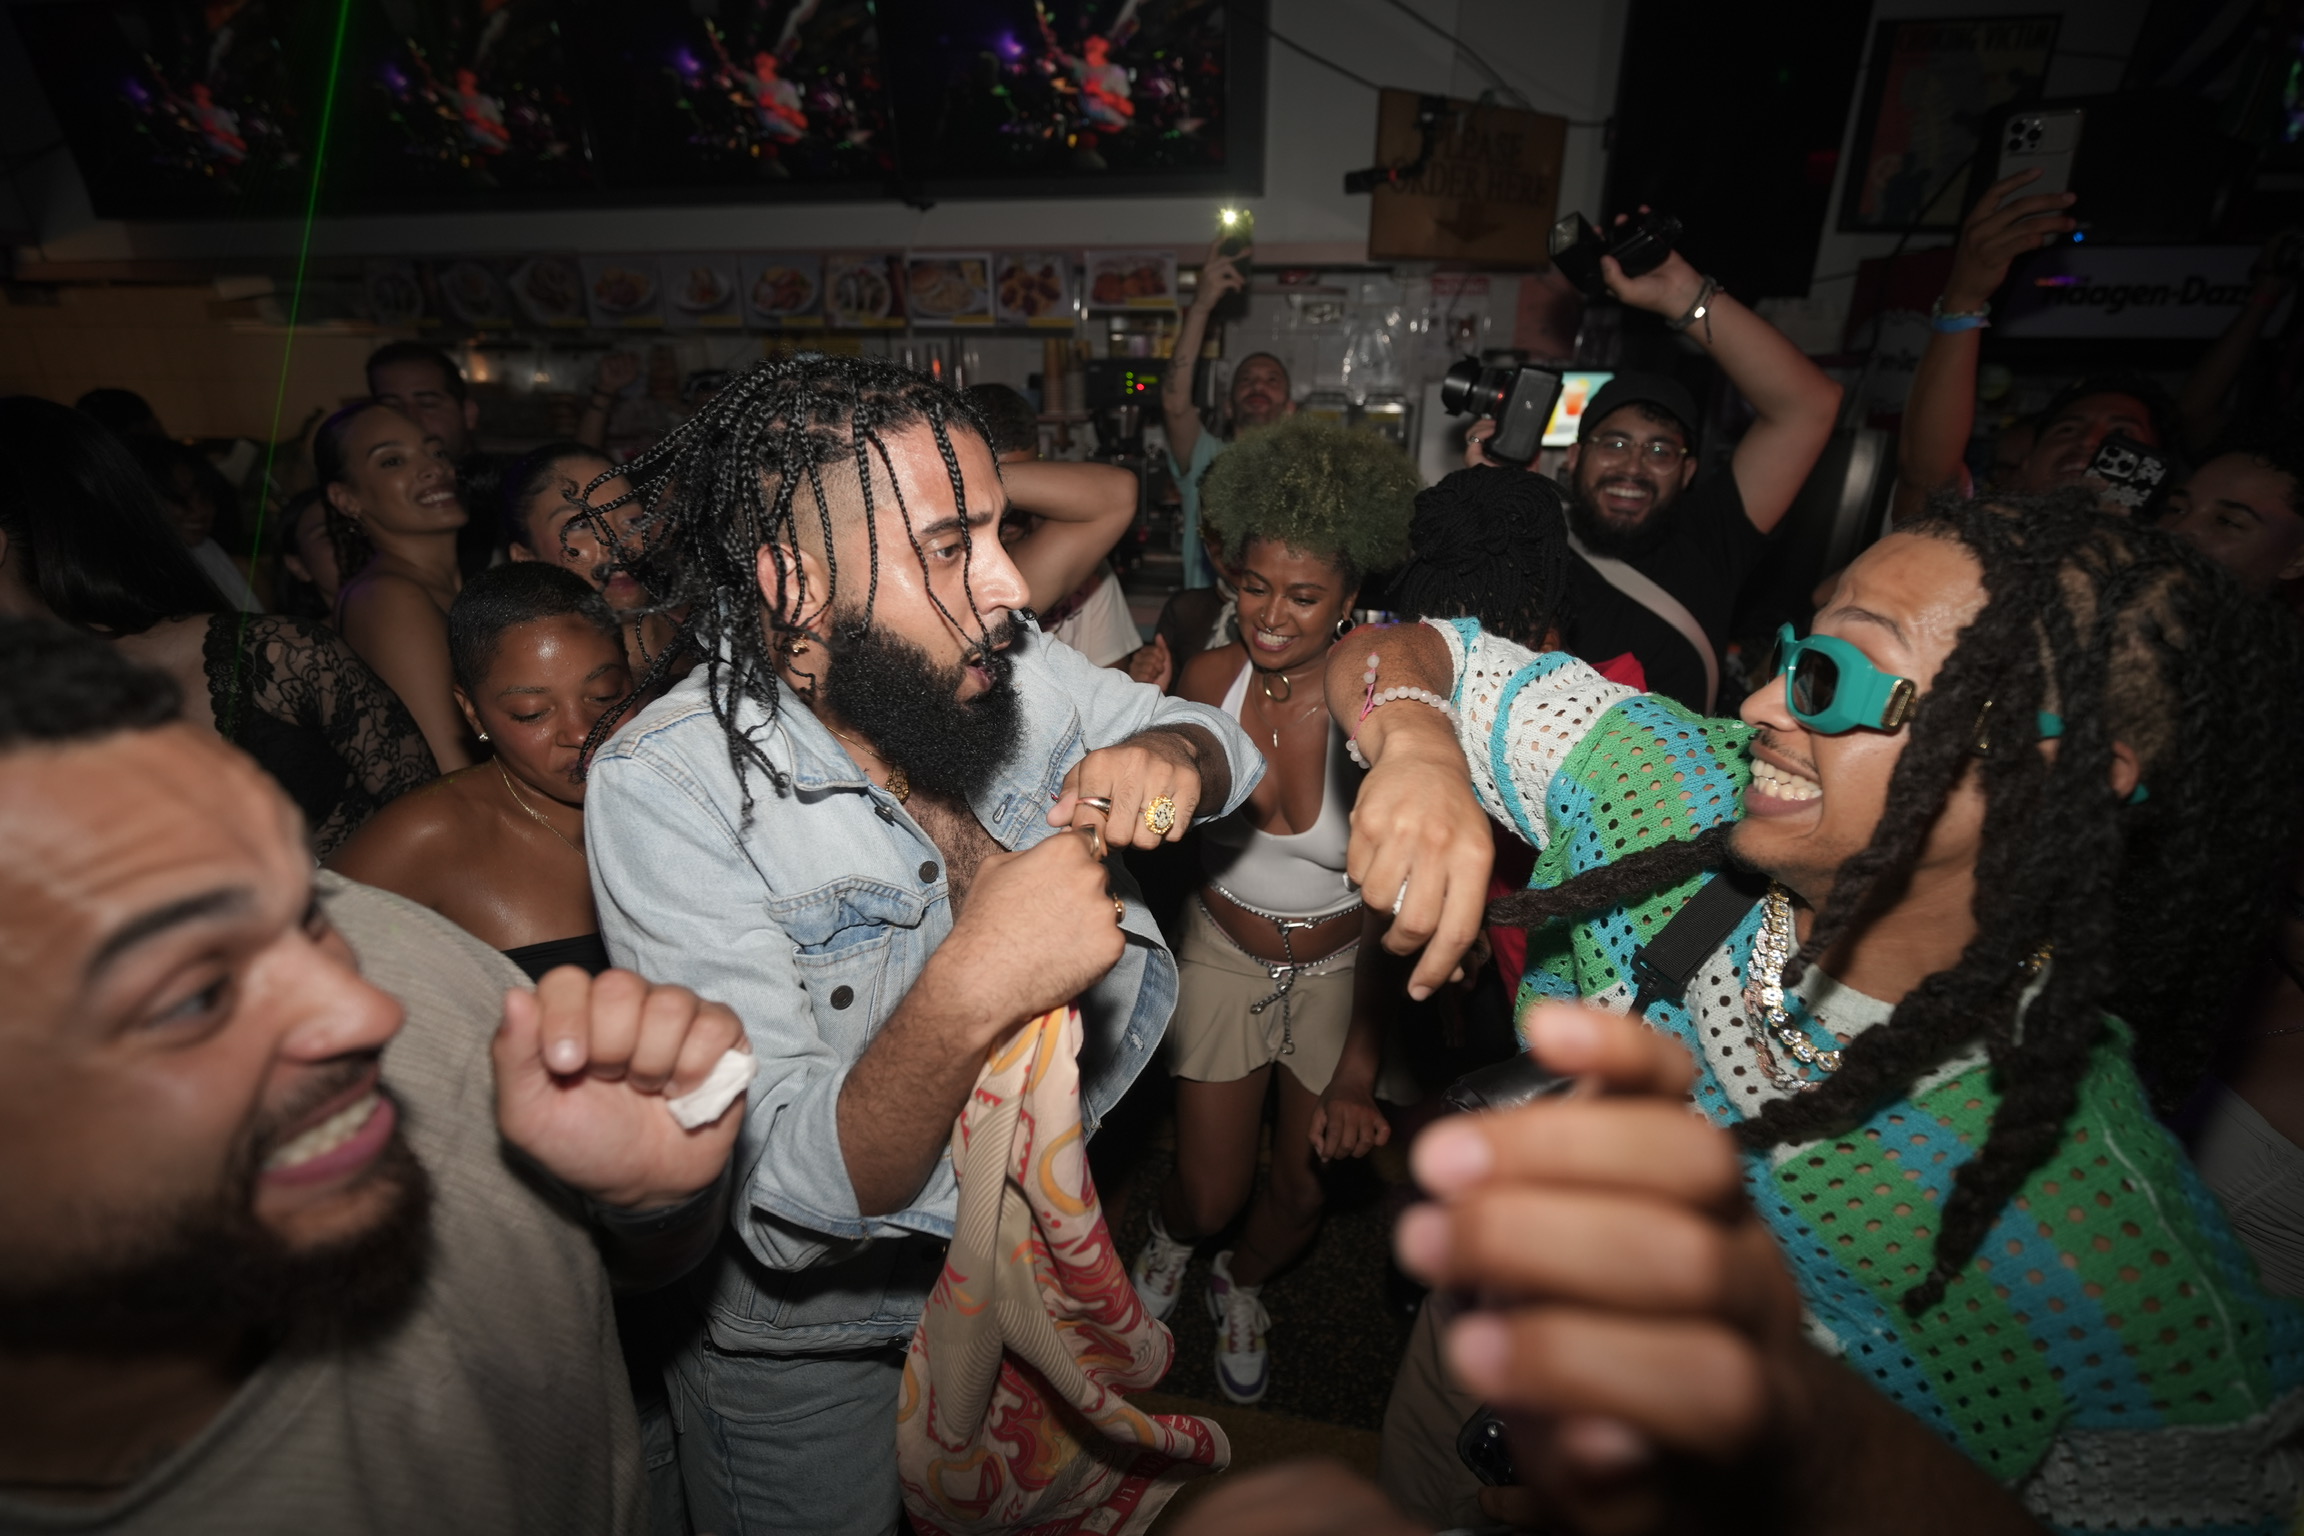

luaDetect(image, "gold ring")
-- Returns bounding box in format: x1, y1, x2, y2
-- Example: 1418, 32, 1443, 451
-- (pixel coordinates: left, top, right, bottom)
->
1078, 796, 1114, 815
1078, 823, 1108, 862
1142, 795, 1178, 837
1112, 896, 1127, 924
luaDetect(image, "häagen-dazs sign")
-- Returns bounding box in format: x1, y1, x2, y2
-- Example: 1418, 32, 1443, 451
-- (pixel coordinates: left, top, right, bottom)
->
1996, 245, 2288, 340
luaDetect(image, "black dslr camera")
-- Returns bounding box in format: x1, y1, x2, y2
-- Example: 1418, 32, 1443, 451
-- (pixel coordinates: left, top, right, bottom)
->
1549, 208, 1682, 298
1441, 357, 1564, 467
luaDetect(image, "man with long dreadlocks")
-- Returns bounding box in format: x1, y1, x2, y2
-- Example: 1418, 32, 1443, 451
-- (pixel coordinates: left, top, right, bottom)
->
577, 356, 1261, 1535
1297, 487, 2304, 1533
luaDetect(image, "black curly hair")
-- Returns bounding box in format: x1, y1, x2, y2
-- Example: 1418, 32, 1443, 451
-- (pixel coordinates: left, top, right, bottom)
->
1197, 415, 1417, 584
1489, 489, 2304, 1314
1389, 466, 1575, 648
570, 354, 998, 813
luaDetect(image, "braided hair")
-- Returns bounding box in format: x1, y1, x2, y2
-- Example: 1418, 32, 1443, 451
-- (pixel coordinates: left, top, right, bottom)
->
1490, 490, 2304, 1313
572, 354, 996, 813
1389, 465, 1575, 648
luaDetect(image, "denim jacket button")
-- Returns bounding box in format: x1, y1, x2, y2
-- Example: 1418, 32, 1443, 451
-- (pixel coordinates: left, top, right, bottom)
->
830, 985, 855, 1010
918, 861, 939, 883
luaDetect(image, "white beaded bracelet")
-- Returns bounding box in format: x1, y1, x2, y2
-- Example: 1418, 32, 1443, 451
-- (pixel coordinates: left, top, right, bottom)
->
1345, 686, 1460, 769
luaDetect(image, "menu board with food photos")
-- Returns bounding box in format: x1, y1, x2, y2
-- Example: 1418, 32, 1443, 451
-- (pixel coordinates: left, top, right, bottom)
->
661, 255, 744, 329
994, 252, 1072, 327
903, 252, 994, 327
508, 256, 589, 329
434, 259, 517, 329
741, 254, 825, 328
581, 257, 665, 329
824, 253, 904, 329
1084, 250, 1178, 310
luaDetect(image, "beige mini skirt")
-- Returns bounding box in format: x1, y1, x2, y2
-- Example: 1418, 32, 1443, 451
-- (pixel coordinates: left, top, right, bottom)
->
1169, 897, 1359, 1094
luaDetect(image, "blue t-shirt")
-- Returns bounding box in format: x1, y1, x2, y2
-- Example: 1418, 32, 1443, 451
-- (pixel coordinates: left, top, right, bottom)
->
1167, 429, 1225, 591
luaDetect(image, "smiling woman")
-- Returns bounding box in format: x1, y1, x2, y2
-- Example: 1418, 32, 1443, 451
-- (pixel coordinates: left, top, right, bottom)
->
320, 401, 475, 772
326, 563, 633, 980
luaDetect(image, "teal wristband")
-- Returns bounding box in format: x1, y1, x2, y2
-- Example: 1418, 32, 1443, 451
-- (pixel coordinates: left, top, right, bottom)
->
1932, 313, 1990, 333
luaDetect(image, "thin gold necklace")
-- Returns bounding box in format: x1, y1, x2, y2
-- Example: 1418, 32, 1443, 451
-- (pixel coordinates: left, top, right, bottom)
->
496, 758, 583, 857
828, 724, 910, 803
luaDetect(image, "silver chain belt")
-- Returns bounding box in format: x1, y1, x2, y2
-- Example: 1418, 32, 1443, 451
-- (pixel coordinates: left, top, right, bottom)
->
1201, 883, 1363, 1056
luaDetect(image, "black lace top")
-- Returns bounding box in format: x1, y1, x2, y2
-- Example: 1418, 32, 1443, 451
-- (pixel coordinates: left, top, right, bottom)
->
202, 614, 438, 856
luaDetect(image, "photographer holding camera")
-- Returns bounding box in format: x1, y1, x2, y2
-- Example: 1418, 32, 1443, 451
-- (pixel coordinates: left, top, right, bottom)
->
1465, 214, 1840, 712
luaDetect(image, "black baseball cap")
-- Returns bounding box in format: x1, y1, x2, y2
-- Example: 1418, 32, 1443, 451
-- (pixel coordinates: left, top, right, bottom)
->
1578, 373, 1701, 449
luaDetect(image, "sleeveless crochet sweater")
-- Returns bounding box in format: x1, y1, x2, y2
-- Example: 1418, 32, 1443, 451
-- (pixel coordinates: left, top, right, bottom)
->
1429, 617, 2304, 1534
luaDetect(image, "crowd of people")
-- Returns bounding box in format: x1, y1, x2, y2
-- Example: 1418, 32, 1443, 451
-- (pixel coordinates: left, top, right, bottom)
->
4, 177, 2304, 1536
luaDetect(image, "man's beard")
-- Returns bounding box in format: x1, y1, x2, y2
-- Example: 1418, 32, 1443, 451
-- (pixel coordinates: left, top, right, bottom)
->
818, 612, 1027, 802
0, 1095, 433, 1355
1567, 473, 1679, 562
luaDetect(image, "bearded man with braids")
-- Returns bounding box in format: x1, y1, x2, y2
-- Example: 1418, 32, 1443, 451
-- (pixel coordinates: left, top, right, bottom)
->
1234, 488, 2304, 1535
578, 354, 1261, 1536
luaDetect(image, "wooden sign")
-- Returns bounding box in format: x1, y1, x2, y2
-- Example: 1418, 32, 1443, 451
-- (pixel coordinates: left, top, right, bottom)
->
1367, 90, 1565, 266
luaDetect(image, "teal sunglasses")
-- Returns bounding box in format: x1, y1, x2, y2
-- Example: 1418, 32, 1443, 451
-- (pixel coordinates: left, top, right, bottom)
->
1768, 623, 2146, 803
1769, 623, 1918, 735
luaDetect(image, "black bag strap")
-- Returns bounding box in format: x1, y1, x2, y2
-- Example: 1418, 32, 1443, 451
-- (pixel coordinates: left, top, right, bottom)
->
1627, 864, 1768, 1017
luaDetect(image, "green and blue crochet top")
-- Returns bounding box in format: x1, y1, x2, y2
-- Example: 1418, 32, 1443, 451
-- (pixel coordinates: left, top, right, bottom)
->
1428, 617, 2304, 1534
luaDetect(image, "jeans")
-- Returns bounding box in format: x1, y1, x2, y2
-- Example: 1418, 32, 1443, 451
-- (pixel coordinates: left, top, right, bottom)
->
668, 1339, 907, 1536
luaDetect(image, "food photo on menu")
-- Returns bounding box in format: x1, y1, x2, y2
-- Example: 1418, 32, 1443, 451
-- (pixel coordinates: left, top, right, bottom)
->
904, 254, 994, 325
743, 254, 824, 326
665, 257, 742, 326
510, 255, 588, 327
582, 257, 664, 327
824, 252, 902, 327
993, 252, 1070, 324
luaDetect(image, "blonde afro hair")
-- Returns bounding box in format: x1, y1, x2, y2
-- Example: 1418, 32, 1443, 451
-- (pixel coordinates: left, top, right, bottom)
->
1198, 414, 1417, 581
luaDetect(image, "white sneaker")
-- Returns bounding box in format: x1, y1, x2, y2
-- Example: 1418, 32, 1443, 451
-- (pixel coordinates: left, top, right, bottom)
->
1206, 1250, 1271, 1405
1130, 1211, 1194, 1322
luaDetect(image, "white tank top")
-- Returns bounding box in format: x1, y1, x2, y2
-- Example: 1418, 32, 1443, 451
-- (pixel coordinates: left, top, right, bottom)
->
1198, 657, 1361, 921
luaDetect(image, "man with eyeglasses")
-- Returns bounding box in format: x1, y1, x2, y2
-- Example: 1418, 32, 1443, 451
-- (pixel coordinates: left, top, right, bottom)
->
1467, 248, 1840, 714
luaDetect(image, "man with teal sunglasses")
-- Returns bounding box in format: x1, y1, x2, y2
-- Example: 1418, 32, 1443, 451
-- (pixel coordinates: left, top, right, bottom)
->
1237, 489, 2304, 1536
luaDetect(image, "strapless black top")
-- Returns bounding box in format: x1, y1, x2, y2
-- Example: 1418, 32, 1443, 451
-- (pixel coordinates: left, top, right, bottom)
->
502, 933, 614, 982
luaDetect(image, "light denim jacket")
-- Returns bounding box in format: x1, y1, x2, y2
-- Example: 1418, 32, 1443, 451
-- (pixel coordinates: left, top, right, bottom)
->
587, 624, 1261, 1355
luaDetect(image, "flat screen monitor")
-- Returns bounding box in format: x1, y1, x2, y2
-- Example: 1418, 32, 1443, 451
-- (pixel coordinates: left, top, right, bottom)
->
561, 0, 895, 199
11, 0, 332, 219
332, 0, 598, 209
876, 0, 1264, 196
1544, 371, 1614, 449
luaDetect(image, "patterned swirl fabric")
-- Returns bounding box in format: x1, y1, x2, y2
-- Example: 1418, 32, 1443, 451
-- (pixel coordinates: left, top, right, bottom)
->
897, 1006, 1229, 1535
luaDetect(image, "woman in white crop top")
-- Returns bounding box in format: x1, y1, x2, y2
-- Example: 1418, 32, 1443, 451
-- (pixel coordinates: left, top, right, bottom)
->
1124, 416, 1418, 1407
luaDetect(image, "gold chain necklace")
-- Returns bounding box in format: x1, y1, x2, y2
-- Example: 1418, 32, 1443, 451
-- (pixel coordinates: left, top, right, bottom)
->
496, 758, 583, 857
829, 725, 910, 803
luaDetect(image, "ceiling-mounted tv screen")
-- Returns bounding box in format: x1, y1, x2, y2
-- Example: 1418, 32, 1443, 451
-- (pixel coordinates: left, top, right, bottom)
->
876, 0, 1264, 196
562, 0, 895, 198
10, 0, 330, 219
335, 0, 598, 208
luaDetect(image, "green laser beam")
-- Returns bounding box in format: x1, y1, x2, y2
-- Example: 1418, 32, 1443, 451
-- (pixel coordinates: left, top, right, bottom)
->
234, 0, 354, 685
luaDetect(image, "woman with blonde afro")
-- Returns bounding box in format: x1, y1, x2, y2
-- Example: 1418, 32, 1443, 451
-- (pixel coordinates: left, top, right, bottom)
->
1127, 415, 1418, 1404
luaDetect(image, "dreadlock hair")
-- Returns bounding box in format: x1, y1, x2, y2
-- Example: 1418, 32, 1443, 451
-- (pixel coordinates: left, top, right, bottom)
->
587, 353, 997, 812
1389, 465, 1576, 649
1197, 415, 1417, 589
1488, 489, 2304, 1315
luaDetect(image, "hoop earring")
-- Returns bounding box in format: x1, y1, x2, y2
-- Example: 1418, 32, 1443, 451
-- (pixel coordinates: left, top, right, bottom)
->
1334, 615, 1355, 640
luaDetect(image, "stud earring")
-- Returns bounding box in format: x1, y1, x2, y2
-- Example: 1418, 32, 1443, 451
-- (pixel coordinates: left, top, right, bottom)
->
477, 731, 490, 743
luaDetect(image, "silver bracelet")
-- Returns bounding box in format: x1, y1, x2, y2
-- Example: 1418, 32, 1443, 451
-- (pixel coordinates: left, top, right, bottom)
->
1345, 686, 1460, 769
1665, 274, 1721, 336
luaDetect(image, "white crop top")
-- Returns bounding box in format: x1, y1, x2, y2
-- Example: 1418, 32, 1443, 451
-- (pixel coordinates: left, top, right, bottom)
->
1198, 659, 1362, 921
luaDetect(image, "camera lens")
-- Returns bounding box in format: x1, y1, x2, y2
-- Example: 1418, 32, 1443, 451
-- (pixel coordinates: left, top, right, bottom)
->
1440, 357, 1492, 417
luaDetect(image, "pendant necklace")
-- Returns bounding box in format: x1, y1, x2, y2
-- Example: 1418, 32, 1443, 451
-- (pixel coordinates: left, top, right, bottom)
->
829, 724, 910, 803
497, 758, 583, 857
